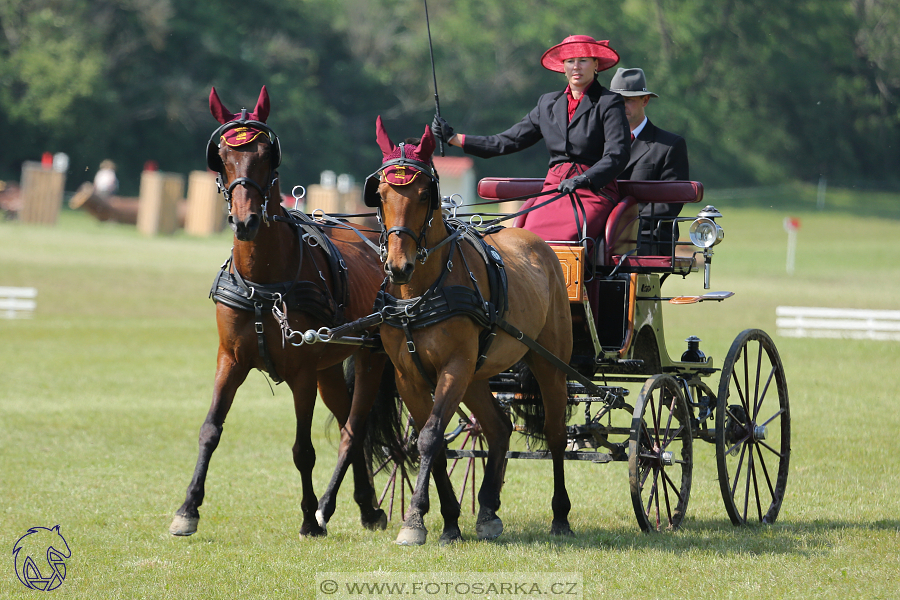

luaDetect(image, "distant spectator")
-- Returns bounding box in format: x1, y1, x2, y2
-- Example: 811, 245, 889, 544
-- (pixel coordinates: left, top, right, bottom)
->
94, 160, 119, 198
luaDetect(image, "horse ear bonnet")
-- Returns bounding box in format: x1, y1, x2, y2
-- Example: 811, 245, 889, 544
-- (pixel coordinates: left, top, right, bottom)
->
364, 117, 440, 208
206, 86, 281, 173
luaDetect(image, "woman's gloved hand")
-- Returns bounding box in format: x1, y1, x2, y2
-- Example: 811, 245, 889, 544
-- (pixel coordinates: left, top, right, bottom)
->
431, 115, 455, 144
557, 175, 589, 194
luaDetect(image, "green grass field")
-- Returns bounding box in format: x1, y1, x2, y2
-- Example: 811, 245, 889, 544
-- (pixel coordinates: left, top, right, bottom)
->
2, 190, 900, 599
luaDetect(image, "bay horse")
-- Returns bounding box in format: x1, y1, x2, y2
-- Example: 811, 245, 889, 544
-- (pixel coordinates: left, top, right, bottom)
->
323, 117, 574, 545
169, 87, 397, 539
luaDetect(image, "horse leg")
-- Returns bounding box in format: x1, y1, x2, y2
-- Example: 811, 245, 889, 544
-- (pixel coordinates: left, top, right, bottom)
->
289, 370, 327, 539
528, 356, 573, 536
395, 371, 466, 546
170, 355, 248, 536
463, 381, 513, 540
431, 437, 463, 545
316, 355, 387, 531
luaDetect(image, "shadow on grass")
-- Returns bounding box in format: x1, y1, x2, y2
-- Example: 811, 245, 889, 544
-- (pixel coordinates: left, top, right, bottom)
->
487, 518, 900, 557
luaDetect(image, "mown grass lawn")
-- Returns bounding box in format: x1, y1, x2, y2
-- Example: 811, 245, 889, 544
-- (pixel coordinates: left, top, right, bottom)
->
2, 194, 899, 599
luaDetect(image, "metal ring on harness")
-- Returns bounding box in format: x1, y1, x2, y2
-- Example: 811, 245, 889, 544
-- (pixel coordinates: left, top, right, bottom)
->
291, 185, 306, 211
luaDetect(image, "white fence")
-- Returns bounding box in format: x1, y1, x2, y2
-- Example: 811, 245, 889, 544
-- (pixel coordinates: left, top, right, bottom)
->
0, 286, 37, 319
776, 306, 900, 341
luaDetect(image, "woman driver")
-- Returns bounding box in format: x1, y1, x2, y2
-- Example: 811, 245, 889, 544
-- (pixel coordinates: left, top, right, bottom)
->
432, 35, 630, 243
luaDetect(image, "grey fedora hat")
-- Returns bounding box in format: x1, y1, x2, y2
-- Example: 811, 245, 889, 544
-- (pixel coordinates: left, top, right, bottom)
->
609, 67, 659, 98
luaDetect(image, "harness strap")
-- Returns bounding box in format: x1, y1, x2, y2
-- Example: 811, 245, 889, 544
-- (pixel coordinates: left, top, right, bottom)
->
374, 224, 509, 388
495, 319, 605, 397
254, 301, 284, 384
209, 212, 351, 382
400, 316, 436, 389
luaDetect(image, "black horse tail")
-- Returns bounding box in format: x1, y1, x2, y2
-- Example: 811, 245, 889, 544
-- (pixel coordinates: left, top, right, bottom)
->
344, 356, 420, 475
507, 361, 572, 450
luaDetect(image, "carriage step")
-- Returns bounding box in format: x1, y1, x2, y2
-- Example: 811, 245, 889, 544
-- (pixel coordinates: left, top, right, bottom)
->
616, 359, 644, 367
446, 449, 614, 463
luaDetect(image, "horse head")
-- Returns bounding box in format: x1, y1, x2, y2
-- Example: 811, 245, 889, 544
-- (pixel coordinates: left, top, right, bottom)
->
208, 86, 281, 242
365, 116, 439, 284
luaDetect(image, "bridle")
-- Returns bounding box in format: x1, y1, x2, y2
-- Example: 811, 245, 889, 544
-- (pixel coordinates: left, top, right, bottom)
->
364, 142, 442, 262
207, 109, 282, 224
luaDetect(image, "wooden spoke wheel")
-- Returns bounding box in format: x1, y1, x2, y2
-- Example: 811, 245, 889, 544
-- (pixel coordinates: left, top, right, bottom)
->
628, 374, 693, 532
715, 329, 790, 525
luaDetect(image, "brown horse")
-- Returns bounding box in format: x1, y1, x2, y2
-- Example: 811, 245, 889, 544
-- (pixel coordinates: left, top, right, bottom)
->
169, 87, 394, 539
335, 117, 574, 545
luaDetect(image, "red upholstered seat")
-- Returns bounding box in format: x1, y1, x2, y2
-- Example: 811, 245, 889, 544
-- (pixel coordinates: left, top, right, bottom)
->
477, 177, 704, 273
477, 177, 543, 201
477, 177, 703, 205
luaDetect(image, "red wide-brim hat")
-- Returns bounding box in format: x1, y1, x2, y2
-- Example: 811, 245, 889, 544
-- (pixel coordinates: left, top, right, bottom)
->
540, 35, 619, 73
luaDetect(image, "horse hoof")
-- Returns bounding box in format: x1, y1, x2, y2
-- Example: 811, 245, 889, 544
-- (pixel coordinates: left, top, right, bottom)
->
395, 527, 427, 546
439, 527, 464, 545
475, 518, 503, 541
550, 521, 574, 537
169, 514, 199, 536
316, 509, 327, 530
299, 522, 327, 540
363, 509, 388, 531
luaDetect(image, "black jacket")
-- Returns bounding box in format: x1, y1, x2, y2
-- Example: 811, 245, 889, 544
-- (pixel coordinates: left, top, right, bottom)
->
462, 80, 630, 192
619, 119, 689, 218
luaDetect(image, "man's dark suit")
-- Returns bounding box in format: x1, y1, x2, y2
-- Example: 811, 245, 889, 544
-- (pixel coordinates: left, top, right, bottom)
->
617, 119, 689, 254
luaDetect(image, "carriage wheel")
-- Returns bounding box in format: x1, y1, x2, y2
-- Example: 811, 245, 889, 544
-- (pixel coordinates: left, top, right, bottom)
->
373, 409, 485, 519
372, 413, 416, 522
715, 329, 790, 526
445, 411, 485, 516
628, 374, 693, 532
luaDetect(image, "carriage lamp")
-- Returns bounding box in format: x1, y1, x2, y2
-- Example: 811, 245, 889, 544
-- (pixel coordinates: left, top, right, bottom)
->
689, 217, 724, 248
689, 206, 724, 289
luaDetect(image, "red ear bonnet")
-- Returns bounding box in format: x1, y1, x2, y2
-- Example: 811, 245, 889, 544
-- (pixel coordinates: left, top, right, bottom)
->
209, 86, 271, 148
375, 116, 436, 186
375, 115, 396, 159
417, 124, 435, 163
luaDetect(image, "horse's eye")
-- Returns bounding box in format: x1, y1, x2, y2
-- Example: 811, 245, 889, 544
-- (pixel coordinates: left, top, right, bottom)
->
421, 189, 430, 203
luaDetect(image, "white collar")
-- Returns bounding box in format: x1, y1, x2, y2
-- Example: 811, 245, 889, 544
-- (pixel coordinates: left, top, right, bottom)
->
631, 117, 648, 140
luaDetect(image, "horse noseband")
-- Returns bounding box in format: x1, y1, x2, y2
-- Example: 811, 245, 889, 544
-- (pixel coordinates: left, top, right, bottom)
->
218, 173, 279, 225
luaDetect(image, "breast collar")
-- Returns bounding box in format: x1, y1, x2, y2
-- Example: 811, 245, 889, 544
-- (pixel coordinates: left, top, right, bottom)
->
373, 221, 508, 389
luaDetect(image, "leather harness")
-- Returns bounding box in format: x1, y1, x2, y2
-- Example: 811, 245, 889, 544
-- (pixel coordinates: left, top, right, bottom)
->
374, 220, 509, 389
209, 209, 349, 383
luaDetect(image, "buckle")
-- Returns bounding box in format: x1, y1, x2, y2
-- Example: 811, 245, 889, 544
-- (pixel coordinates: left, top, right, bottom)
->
406, 340, 416, 353
255, 322, 264, 334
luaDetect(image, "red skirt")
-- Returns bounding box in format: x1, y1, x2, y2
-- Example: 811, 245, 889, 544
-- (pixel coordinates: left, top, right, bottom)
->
515, 163, 619, 243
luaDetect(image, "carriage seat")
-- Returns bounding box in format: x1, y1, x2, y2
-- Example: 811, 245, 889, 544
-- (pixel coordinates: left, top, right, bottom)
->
477, 178, 704, 272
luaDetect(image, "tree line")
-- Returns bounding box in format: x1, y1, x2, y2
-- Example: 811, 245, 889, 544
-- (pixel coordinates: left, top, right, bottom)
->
1, 0, 897, 196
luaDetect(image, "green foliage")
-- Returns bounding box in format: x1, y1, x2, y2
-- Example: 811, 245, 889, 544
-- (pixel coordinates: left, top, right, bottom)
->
0, 0, 898, 191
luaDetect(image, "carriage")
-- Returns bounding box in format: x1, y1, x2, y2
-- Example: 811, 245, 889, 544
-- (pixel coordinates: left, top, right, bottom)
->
424, 176, 792, 532
175, 90, 789, 542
